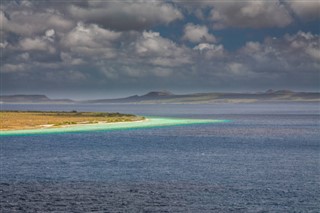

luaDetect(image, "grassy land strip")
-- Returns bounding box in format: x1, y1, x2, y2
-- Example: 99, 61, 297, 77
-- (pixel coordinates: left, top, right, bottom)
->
0, 111, 144, 130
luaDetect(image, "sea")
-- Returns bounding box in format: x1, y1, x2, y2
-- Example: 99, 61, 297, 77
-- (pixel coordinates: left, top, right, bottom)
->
0, 103, 319, 212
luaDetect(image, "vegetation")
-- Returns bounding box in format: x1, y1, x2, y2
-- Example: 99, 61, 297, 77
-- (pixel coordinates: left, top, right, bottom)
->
0, 111, 144, 130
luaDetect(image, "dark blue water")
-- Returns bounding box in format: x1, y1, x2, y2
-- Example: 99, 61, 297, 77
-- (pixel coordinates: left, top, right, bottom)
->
1, 103, 319, 212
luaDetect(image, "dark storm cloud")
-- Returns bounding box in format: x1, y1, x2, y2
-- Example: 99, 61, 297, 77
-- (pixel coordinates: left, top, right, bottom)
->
68, 1, 183, 31
0, 5, 75, 37
1, 0, 319, 97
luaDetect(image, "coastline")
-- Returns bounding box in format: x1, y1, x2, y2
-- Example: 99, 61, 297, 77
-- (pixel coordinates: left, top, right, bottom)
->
0, 117, 229, 136
38, 118, 150, 130
0, 111, 144, 131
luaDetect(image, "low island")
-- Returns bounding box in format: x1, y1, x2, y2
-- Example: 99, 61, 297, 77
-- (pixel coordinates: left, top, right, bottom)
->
0, 111, 228, 136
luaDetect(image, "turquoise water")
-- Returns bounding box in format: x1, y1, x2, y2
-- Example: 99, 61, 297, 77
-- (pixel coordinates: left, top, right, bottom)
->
0, 117, 228, 136
1, 103, 319, 212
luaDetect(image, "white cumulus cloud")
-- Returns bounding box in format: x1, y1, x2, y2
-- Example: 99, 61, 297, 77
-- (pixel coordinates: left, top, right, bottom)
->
19, 37, 55, 53
183, 23, 216, 43
61, 23, 122, 59
193, 43, 225, 58
134, 31, 192, 67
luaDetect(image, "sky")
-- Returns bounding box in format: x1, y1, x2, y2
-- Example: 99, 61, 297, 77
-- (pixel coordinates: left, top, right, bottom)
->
1, 0, 320, 99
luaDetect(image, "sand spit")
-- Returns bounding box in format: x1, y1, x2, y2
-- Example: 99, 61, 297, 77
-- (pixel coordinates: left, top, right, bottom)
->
0, 117, 228, 136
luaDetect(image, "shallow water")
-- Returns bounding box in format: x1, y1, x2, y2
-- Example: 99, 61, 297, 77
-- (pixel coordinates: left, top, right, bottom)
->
1, 103, 319, 212
0, 117, 228, 136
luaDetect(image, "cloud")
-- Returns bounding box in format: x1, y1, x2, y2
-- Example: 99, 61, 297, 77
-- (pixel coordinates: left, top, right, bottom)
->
193, 43, 225, 58
284, 31, 320, 61
61, 23, 122, 59
3, 28, 318, 93
210, 0, 293, 28
1, 8, 74, 37
60, 52, 85, 65
45, 29, 55, 38
174, 0, 297, 29
4, 28, 57, 54
189, 31, 319, 90
68, 0, 183, 31
287, 0, 320, 20
152, 67, 174, 77
182, 23, 216, 43
1, 0, 319, 94
134, 31, 192, 67
17, 52, 30, 61
0, 41, 8, 49
226, 62, 254, 77
19, 37, 55, 53
2, 63, 26, 73
239, 31, 320, 72
240, 41, 262, 54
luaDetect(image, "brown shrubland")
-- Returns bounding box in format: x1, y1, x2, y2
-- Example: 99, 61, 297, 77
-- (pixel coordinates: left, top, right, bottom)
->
0, 111, 144, 130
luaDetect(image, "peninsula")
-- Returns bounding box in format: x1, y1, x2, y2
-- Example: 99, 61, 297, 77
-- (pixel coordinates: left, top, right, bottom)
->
0, 111, 228, 136
0, 111, 145, 131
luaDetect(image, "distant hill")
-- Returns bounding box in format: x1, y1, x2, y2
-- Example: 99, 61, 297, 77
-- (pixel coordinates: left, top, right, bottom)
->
86, 90, 320, 104
1, 90, 319, 104
87, 91, 175, 104
143, 91, 174, 97
0, 95, 74, 103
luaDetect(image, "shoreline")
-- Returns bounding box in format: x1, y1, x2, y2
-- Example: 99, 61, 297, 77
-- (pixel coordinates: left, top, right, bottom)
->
0, 117, 229, 136
51, 118, 149, 129
0, 111, 145, 131
0, 118, 148, 131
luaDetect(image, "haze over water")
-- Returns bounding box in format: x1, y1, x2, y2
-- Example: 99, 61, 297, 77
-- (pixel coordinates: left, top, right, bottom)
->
1, 103, 319, 212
